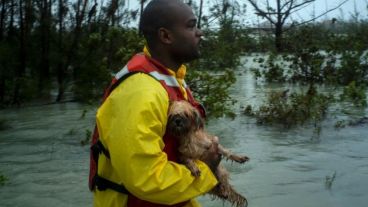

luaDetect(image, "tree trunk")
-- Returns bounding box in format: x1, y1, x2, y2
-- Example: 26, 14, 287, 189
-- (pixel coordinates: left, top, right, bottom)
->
275, 22, 283, 52
198, 0, 203, 29
0, 0, 6, 41
107, 0, 119, 70
0, 78, 4, 103
39, 0, 51, 95
275, 0, 283, 52
64, 0, 88, 80
8, 0, 15, 36
140, 0, 144, 22
13, 0, 26, 104
0, 0, 7, 102
56, 0, 65, 102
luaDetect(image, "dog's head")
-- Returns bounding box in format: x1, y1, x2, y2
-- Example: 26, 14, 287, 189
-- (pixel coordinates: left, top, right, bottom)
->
167, 101, 203, 137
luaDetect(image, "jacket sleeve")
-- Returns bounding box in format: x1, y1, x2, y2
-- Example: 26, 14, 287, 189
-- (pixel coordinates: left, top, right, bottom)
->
96, 73, 218, 205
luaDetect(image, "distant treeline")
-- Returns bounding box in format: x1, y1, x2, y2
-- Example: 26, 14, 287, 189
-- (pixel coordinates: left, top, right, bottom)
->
0, 0, 145, 106
0, 0, 367, 115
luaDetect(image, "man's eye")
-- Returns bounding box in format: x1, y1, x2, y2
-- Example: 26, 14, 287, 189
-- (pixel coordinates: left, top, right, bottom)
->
188, 24, 196, 29
187, 20, 197, 29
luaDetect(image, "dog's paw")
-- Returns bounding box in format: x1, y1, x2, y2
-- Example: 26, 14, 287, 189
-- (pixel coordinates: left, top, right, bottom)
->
191, 168, 201, 177
230, 155, 249, 163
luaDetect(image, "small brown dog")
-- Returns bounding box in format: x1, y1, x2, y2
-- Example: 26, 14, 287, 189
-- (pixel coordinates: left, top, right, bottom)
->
167, 101, 249, 207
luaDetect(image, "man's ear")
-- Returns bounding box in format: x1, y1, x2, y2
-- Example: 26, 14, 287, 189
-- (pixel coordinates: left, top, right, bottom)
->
158, 27, 173, 44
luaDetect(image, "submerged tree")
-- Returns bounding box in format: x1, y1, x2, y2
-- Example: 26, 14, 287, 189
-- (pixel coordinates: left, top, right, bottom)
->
247, 0, 349, 51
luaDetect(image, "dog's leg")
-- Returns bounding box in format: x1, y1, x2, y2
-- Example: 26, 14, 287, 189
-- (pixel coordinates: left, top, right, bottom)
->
217, 144, 249, 163
209, 165, 248, 207
182, 158, 201, 177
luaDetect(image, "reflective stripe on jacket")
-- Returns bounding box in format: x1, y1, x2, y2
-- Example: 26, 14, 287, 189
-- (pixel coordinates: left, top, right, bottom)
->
93, 53, 218, 207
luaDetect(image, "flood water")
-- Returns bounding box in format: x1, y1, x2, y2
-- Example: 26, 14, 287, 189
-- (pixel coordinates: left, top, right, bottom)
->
1, 62, 368, 207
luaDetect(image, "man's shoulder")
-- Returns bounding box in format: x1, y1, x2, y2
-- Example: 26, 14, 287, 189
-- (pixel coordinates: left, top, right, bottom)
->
112, 72, 168, 99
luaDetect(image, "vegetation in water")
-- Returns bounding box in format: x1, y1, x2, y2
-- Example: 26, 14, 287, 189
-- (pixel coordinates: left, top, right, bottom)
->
187, 69, 237, 118
80, 129, 92, 146
65, 128, 77, 136
80, 109, 88, 119
334, 117, 368, 129
249, 44, 367, 128
340, 81, 367, 107
0, 172, 8, 186
325, 171, 337, 190
244, 85, 333, 128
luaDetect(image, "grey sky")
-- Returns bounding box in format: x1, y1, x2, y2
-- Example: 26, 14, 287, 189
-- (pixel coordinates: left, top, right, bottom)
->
125, 0, 368, 27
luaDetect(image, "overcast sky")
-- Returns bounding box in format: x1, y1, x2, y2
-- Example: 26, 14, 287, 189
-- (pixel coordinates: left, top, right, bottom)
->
125, 0, 368, 26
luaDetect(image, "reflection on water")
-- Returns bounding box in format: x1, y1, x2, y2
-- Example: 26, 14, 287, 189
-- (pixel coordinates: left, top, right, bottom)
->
1, 70, 368, 207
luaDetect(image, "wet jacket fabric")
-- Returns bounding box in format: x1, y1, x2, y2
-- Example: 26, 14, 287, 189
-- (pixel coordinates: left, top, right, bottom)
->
93, 49, 218, 207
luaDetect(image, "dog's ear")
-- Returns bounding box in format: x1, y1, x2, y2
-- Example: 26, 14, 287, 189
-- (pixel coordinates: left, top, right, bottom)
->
168, 101, 175, 114
168, 101, 174, 108
194, 110, 204, 128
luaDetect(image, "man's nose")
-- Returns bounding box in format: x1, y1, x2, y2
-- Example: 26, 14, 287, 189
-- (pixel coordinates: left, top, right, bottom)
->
196, 27, 203, 37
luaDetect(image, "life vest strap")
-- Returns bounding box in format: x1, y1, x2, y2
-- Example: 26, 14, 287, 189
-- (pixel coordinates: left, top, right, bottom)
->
91, 140, 110, 159
91, 140, 130, 194
94, 175, 130, 194
109, 71, 143, 95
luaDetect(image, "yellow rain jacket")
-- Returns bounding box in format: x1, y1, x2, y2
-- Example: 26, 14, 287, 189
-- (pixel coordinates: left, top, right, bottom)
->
93, 50, 218, 207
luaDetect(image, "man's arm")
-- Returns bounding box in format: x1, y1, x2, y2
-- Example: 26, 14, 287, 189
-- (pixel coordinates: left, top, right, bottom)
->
96, 73, 218, 205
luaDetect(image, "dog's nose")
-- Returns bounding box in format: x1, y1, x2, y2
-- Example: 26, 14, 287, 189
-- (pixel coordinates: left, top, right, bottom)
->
175, 117, 183, 126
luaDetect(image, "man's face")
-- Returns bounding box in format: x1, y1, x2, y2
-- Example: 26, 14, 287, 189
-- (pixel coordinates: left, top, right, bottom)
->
169, 4, 203, 63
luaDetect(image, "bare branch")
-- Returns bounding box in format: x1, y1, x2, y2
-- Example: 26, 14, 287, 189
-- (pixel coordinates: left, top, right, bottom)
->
248, 0, 345, 51
281, 10, 291, 25
280, 0, 294, 11
290, 0, 315, 11
289, 1, 313, 15
248, 0, 276, 24
281, 0, 296, 24
285, 0, 350, 30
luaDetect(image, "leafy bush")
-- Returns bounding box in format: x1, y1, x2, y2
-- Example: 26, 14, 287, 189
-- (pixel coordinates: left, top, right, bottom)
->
261, 53, 286, 82
337, 51, 368, 85
286, 50, 325, 83
253, 22, 368, 87
244, 85, 333, 128
187, 69, 236, 118
253, 50, 327, 84
343, 21, 368, 52
250, 49, 368, 89
74, 28, 144, 102
284, 24, 330, 52
340, 81, 367, 107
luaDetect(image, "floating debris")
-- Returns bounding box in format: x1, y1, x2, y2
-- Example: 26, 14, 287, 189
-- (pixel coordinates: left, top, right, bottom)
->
325, 171, 337, 190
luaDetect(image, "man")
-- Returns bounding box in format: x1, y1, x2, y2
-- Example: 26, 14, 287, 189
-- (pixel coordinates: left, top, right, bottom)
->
90, 0, 220, 206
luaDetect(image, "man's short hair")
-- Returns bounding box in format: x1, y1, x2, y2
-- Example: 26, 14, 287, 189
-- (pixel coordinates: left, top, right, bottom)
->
139, 0, 183, 45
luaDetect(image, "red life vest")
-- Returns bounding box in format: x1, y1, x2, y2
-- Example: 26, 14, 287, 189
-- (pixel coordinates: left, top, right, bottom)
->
89, 53, 206, 207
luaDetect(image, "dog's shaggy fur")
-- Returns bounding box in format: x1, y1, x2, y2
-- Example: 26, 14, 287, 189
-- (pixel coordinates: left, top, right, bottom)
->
167, 101, 249, 207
